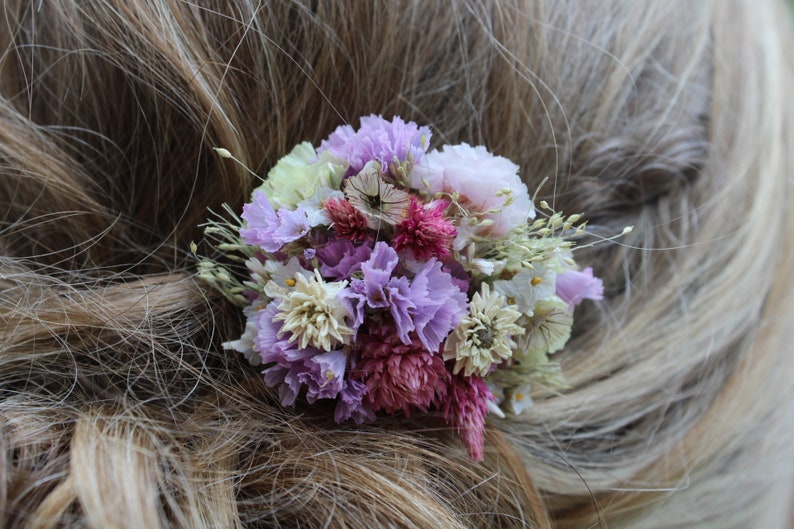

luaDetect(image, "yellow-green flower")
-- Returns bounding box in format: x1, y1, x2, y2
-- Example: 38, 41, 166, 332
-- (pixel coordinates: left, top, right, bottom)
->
257, 142, 346, 209
513, 297, 573, 360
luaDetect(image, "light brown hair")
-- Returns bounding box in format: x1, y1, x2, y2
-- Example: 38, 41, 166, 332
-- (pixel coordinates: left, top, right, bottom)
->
1, 0, 793, 527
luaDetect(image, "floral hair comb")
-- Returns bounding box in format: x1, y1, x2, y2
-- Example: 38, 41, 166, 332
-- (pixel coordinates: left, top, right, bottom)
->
195, 115, 621, 460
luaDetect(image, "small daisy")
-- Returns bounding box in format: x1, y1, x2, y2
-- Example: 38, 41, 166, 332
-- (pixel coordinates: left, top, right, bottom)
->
505, 384, 534, 415
444, 283, 524, 377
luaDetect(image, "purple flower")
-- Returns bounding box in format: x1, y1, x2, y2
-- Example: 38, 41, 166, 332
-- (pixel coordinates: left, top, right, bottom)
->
317, 239, 373, 280
340, 279, 368, 330
408, 259, 468, 353
350, 242, 467, 352
355, 243, 418, 342
254, 301, 296, 364
299, 350, 348, 403
240, 190, 311, 252
257, 302, 347, 407
335, 379, 375, 424
360, 242, 401, 308
262, 348, 315, 407
555, 267, 603, 310
318, 115, 432, 177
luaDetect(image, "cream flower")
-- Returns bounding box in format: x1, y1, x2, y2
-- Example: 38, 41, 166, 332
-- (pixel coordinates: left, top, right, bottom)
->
344, 161, 411, 228
443, 283, 524, 377
269, 270, 353, 350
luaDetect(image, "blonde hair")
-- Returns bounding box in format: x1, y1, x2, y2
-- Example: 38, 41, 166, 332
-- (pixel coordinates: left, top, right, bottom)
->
1, 0, 793, 527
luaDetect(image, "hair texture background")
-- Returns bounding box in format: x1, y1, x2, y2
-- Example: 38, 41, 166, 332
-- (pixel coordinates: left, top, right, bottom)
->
1, 1, 793, 528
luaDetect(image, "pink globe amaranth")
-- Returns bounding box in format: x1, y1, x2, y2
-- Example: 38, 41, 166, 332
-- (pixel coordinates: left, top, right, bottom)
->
354, 331, 450, 417
393, 197, 457, 260
325, 197, 370, 242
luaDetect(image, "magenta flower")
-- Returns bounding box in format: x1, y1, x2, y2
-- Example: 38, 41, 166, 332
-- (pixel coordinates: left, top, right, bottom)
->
555, 267, 603, 310
325, 197, 370, 242
441, 374, 495, 461
354, 330, 450, 416
240, 190, 311, 252
393, 198, 457, 260
318, 115, 431, 177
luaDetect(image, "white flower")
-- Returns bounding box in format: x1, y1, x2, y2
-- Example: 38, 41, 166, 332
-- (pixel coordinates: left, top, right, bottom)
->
443, 283, 524, 377
297, 185, 344, 227
269, 270, 353, 350
505, 384, 534, 415
222, 304, 261, 366
244, 256, 269, 286
493, 266, 556, 316
261, 257, 312, 292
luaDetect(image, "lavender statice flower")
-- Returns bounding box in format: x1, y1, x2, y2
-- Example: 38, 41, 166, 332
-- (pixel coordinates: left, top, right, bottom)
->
408, 258, 468, 353
318, 115, 431, 178
335, 379, 375, 424
299, 349, 348, 403
352, 242, 467, 352
240, 190, 311, 252
263, 348, 316, 407
317, 239, 373, 280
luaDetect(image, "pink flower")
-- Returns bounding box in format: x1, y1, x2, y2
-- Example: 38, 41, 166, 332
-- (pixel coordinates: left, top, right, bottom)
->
353, 330, 450, 417
555, 267, 603, 310
393, 197, 457, 260
441, 373, 495, 461
325, 197, 369, 242
410, 143, 534, 238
